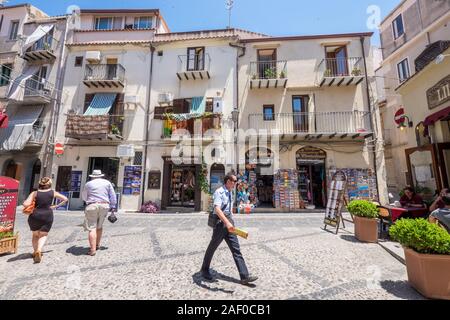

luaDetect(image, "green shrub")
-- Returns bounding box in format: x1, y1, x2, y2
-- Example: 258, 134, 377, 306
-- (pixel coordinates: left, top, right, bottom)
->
0, 232, 14, 240
389, 219, 450, 255
347, 200, 379, 219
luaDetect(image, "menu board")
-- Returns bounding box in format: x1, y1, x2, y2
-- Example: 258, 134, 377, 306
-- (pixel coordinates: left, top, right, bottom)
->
123, 166, 142, 195
71, 171, 82, 198
148, 171, 161, 189
0, 177, 19, 234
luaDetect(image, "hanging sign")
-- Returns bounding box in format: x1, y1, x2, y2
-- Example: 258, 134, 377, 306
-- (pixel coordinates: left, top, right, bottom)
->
394, 108, 406, 125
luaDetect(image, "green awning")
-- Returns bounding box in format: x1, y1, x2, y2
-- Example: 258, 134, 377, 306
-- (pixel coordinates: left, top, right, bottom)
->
84, 93, 117, 116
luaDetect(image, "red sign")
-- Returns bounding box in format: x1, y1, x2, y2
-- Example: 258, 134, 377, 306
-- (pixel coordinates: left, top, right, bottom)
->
394, 108, 406, 125
0, 177, 19, 234
55, 143, 64, 155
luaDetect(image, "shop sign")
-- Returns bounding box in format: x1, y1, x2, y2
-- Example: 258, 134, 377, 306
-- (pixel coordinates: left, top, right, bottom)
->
0, 177, 19, 234
427, 75, 450, 110
296, 146, 326, 160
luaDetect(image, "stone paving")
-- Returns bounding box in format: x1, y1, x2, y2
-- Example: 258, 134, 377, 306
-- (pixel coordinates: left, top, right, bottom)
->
0, 211, 424, 300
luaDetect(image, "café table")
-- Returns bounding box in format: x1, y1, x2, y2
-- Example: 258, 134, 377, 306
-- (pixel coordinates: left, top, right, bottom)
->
387, 206, 429, 222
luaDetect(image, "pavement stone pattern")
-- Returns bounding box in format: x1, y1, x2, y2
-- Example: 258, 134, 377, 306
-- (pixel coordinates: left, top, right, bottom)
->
0, 211, 425, 300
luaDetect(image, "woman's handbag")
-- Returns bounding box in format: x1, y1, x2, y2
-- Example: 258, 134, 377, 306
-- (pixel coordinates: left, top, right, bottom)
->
23, 200, 35, 215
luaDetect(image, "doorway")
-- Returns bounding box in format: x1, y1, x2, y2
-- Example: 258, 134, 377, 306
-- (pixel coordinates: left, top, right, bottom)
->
256, 165, 274, 207
106, 58, 118, 80
87, 157, 119, 187
292, 96, 309, 132
325, 45, 349, 76
29, 159, 41, 193
296, 147, 327, 208
169, 166, 197, 207
3, 159, 21, 181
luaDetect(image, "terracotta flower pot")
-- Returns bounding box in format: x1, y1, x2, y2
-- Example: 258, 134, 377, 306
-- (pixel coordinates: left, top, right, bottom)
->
404, 247, 450, 300
354, 216, 378, 243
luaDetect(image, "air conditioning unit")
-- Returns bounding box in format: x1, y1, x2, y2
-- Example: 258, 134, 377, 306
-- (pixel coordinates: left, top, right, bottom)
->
213, 97, 223, 113
158, 92, 173, 105
117, 144, 135, 157
85, 51, 101, 63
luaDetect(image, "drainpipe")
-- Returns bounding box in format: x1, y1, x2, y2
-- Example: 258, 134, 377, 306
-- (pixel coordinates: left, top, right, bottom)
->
44, 17, 70, 178
229, 40, 245, 173
360, 36, 380, 200
141, 43, 155, 206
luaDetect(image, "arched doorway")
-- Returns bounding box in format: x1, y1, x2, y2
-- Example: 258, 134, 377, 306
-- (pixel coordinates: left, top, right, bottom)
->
296, 146, 327, 208
3, 159, 21, 180
29, 159, 42, 193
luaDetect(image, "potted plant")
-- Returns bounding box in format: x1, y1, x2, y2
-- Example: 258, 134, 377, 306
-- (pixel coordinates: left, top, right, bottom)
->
347, 200, 379, 243
324, 69, 332, 77
251, 74, 258, 80
389, 219, 450, 300
264, 68, 277, 79
279, 70, 286, 79
351, 67, 362, 76
111, 124, 121, 136
0, 231, 19, 255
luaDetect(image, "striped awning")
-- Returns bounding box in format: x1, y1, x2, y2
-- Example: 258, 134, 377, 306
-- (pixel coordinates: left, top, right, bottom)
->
84, 93, 117, 116
0, 106, 44, 151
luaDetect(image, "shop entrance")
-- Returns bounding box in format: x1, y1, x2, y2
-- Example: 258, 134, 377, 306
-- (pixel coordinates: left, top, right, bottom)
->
87, 157, 119, 187
242, 148, 274, 208
296, 147, 327, 208
169, 165, 197, 207
29, 159, 41, 193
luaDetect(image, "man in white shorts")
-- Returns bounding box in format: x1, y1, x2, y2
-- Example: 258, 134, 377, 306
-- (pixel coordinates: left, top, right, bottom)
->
82, 170, 117, 256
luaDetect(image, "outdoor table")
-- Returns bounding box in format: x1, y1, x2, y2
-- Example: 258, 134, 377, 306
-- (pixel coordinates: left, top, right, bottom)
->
388, 206, 429, 222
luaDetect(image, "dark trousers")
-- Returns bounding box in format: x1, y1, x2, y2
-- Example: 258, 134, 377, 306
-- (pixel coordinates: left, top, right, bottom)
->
201, 218, 249, 280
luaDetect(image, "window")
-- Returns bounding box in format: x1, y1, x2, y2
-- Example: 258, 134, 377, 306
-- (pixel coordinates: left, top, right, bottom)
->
392, 14, 404, 39
187, 47, 205, 71
134, 16, 152, 29
9, 20, 19, 40
0, 64, 12, 86
397, 58, 410, 83
263, 105, 275, 121
257, 49, 277, 79
134, 151, 143, 165
75, 56, 83, 67
95, 17, 122, 30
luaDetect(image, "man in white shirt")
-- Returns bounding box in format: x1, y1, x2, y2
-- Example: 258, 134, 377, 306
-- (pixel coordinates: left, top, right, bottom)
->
82, 170, 117, 256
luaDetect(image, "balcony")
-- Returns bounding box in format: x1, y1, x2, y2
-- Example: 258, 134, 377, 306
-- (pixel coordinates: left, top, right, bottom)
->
249, 60, 288, 89
161, 115, 222, 141
317, 57, 365, 87
22, 78, 54, 104
83, 64, 125, 89
27, 125, 46, 146
176, 54, 211, 80
21, 37, 58, 63
65, 114, 124, 141
248, 111, 373, 140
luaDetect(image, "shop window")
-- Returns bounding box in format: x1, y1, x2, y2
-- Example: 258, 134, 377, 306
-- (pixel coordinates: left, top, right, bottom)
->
415, 122, 431, 147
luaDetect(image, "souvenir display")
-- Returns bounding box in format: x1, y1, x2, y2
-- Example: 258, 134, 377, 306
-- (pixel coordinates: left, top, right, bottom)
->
273, 169, 304, 210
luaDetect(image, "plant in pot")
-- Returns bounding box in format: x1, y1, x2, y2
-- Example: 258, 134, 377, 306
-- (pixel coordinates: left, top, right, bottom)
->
264, 68, 277, 79
389, 218, 450, 300
324, 69, 332, 77
347, 200, 379, 243
279, 70, 286, 79
351, 67, 362, 76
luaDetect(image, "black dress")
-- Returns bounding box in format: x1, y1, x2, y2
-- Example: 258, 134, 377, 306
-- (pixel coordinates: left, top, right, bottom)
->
28, 190, 54, 232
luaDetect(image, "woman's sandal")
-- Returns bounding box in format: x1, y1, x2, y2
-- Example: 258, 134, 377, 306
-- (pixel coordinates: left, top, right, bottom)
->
87, 250, 96, 256
33, 251, 42, 263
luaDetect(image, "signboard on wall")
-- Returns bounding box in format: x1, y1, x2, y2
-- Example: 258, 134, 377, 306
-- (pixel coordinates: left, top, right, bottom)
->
123, 166, 142, 195
148, 171, 161, 189
427, 75, 450, 110
71, 171, 82, 198
296, 146, 326, 160
0, 177, 19, 234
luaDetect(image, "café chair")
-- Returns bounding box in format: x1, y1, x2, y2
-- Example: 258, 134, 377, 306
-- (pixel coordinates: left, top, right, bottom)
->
378, 206, 394, 239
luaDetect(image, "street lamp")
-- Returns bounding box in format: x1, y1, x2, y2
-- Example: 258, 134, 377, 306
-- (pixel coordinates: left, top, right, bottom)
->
435, 54, 450, 65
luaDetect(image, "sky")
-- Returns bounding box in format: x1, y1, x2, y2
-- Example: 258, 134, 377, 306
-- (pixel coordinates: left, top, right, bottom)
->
4, 0, 402, 45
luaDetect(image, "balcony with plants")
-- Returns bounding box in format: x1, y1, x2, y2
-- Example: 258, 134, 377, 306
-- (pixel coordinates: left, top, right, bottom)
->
249, 60, 288, 89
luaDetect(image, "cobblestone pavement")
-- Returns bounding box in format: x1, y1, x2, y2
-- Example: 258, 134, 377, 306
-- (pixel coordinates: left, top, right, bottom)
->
0, 211, 424, 300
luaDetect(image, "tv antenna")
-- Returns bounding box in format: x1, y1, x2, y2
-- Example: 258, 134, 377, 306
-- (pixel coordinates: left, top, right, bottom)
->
226, 0, 234, 29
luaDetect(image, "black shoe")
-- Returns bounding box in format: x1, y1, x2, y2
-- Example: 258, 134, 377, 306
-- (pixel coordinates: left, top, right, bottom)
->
201, 271, 214, 281
241, 275, 258, 285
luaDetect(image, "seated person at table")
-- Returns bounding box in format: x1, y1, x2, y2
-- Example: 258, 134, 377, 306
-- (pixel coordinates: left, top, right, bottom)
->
429, 190, 450, 232
400, 187, 425, 208
429, 188, 448, 213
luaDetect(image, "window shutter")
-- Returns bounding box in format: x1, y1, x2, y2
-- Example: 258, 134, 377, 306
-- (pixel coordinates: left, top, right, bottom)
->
172, 99, 185, 114
83, 94, 96, 113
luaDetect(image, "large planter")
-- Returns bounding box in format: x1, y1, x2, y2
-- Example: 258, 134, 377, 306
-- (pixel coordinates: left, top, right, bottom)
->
404, 247, 450, 300
354, 216, 378, 243
0, 234, 19, 255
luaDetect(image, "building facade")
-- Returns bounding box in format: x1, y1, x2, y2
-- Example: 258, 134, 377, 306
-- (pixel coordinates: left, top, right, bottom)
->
0, 4, 65, 202
377, 0, 450, 198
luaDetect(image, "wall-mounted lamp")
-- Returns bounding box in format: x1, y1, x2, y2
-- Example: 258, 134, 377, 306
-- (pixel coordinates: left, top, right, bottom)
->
398, 115, 413, 131
435, 54, 450, 65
